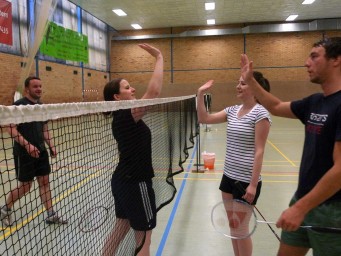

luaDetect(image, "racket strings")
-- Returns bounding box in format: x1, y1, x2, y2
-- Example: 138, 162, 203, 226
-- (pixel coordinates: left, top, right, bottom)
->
213, 200, 257, 239
79, 206, 109, 232
212, 199, 341, 241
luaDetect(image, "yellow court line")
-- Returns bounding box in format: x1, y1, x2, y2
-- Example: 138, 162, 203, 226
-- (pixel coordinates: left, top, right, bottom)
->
267, 139, 297, 167
262, 174, 298, 177
0, 173, 98, 241
194, 170, 298, 176
174, 177, 298, 183
191, 172, 298, 177
185, 159, 300, 162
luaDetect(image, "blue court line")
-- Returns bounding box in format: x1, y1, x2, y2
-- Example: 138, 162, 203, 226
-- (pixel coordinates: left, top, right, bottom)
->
155, 146, 197, 256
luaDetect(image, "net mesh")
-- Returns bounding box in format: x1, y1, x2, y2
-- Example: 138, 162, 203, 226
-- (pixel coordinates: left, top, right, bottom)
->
0, 95, 197, 255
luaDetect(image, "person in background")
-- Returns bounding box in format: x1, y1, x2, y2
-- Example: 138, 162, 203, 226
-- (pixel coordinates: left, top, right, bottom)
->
240, 37, 341, 256
102, 43, 163, 256
197, 71, 271, 256
0, 76, 67, 226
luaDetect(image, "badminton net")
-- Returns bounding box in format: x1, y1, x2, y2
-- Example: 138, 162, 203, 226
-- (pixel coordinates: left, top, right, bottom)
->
0, 95, 197, 256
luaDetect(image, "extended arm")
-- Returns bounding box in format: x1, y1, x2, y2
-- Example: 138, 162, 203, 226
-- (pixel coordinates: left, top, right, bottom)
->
140, 43, 164, 100
132, 44, 164, 122
241, 54, 295, 118
243, 118, 271, 203
43, 123, 57, 157
197, 80, 227, 124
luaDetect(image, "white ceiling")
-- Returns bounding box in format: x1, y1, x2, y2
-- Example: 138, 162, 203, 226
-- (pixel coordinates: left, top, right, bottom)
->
69, 0, 341, 31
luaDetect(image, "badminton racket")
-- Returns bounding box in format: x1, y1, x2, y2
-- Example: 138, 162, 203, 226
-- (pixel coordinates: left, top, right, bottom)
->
78, 205, 110, 233
211, 199, 341, 240
234, 181, 281, 241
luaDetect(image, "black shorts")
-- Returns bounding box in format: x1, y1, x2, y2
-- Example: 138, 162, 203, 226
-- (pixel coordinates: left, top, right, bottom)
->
219, 174, 262, 205
14, 150, 51, 182
111, 177, 156, 231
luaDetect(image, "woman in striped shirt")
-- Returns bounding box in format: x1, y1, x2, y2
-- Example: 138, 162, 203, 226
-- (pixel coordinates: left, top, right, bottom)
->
197, 72, 271, 256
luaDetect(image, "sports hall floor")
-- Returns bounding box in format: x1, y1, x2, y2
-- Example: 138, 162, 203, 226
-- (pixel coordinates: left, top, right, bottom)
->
151, 115, 313, 256
0, 115, 314, 255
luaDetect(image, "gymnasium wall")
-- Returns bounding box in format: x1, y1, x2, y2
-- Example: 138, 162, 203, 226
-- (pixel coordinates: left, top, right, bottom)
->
37, 62, 108, 103
0, 54, 23, 106
110, 28, 341, 111
1, 26, 340, 108
0, 55, 109, 105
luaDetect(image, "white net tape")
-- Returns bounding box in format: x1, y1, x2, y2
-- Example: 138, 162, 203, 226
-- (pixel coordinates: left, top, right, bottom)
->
0, 95, 196, 125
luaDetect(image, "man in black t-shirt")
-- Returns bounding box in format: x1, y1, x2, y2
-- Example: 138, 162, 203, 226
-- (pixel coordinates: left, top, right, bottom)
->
241, 37, 341, 256
0, 76, 67, 226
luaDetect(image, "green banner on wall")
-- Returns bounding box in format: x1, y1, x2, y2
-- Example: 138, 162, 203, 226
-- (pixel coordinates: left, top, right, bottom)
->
40, 22, 88, 63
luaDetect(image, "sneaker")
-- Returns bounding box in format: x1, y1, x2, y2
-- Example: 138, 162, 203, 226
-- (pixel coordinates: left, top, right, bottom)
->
45, 213, 68, 225
0, 206, 13, 226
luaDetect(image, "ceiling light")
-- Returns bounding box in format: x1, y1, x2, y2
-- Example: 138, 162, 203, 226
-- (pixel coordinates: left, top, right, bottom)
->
302, 0, 315, 4
205, 2, 215, 10
131, 24, 142, 29
207, 19, 215, 25
286, 15, 298, 21
112, 9, 127, 16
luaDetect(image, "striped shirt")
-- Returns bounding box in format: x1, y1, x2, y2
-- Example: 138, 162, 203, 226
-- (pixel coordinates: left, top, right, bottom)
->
223, 104, 271, 183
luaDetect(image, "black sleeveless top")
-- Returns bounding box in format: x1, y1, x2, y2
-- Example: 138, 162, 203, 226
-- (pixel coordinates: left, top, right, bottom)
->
112, 109, 154, 181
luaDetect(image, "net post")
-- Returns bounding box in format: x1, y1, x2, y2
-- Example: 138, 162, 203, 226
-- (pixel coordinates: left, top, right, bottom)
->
192, 93, 212, 173
204, 93, 212, 132
192, 122, 205, 173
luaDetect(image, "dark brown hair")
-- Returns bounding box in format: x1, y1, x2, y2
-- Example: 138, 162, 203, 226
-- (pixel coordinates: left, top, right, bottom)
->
102, 78, 123, 116
253, 71, 270, 92
103, 78, 123, 101
313, 37, 341, 60
24, 76, 40, 88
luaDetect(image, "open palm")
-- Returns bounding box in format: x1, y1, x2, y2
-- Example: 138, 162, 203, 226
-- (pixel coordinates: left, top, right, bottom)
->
198, 80, 214, 93
240, 54, 254, 83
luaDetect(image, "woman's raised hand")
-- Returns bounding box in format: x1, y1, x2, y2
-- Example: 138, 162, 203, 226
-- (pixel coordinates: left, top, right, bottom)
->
240, 54, 254, 83
198, 80, 214, 94
138, 43, 162, 58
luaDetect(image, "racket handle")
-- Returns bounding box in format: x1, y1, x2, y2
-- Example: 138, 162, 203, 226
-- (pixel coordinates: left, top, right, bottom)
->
234, 180, 281, 242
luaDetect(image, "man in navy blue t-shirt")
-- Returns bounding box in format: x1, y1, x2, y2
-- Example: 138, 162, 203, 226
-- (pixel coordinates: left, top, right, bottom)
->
241, 37, 341, 256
